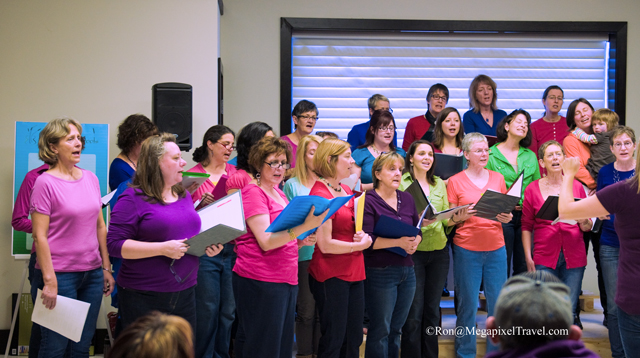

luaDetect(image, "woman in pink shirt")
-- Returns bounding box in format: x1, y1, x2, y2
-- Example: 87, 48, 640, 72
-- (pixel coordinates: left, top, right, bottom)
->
529, 86, 568, 167
233, 137, 326, 358
522, 140, 592, 326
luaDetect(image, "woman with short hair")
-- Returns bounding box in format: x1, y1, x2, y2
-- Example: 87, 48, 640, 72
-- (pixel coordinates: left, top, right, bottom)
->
31, 117, 115, 357
281, 100, 319, 168
462, 74, 507, 136
529, 86, 568, 164
233, 137, 326, 358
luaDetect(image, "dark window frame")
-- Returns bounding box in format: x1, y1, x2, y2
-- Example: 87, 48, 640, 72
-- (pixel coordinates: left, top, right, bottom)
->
280, 18, 627, 135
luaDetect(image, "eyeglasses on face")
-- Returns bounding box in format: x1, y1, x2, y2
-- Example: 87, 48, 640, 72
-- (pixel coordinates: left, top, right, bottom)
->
216, 141, 236, 150
378, 126, 395, 132
431, 94, 447, 102
613, 141, 634, 149
264, 161, 291, 169
297, 115, 318, 121
472, 149, 490, 154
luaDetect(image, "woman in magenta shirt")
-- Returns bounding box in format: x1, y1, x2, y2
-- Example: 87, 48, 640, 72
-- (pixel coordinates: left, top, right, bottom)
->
522, 140, 592, 325
233, 137, 325, 358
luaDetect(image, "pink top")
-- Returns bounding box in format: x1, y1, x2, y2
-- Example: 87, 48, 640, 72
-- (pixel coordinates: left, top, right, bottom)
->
12, 164, 49, 235
529, 116, 569, 158
280, 135, 298, 168
563, 135, 596, 189
225, 169, 252, 193
30, 170, 102, 272
187, 162, 237, 202
521, 179, 587, 269
446, 170, 506, 251
233, 184, 298, 285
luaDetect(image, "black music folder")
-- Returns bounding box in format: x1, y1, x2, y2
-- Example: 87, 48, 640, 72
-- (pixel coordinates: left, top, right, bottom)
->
473, 171, 524, 221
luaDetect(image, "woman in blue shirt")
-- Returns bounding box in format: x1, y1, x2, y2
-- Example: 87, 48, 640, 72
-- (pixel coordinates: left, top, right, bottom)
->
352, 110, 405, 191
462, 74, 507, 136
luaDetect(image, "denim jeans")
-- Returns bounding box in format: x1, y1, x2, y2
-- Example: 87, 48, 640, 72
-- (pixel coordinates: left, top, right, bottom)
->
401, 248, 449, 358
117, 284, 197, 336
453, 245, 507, 358
296, 260, 320, 356
233, 273, 297, 358
364, 265, 415, 358
600, 244, 625, 358
617, 306, 640, 357
535, 251, 585, 320
195, 243, 236, 358
38, 268, 104, 358
502, 210, 526, 277
29, 253, 42, 358
310, 276, 364, 358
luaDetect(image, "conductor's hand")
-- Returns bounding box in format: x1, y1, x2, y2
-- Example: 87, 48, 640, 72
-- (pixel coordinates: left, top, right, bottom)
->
561, 157, 581, 178
163, 239, 190, 260
205, 243, 224, 257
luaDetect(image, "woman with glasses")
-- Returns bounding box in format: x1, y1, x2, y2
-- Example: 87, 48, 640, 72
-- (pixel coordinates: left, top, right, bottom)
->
352, 110, 406, 191
486, 109, 540, 277
107, 133, 223, 332
403, 83, 449, 151
233, 137, 326, 358
596, 126, 636, 358
462, 74, 507, 136
446, 132, 512, 357
522, 141, 591, 328
226, 121, 275, 194
283, 134, 324, 358
529, 86, 568, 166
281, 100, 319, 168
185, 125, 237, 358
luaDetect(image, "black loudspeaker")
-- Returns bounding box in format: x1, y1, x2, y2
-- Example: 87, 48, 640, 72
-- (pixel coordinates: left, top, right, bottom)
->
152, 82, 193, 151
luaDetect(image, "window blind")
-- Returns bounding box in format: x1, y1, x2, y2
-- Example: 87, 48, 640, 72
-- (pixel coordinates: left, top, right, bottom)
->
291, 31, 609, 148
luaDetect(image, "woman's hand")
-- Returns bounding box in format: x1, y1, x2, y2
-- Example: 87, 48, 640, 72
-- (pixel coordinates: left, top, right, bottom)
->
41, 280, 58, 310
406, 235, 422, 255
185, 181, 199, 194
561, 157, 581, 178
163, 239, 190, 259
354, 232, 372, 250
526, 256, 536, 273
397, 236, 419, 253
300, 233, 317, 248
302, 206, 330, 232
496, 212, 513, 224
196, 192, 215, 210
103, 270, 115, 296
452, 206, 475, 223
205, 243, 224, 257
578, 218, 593, 232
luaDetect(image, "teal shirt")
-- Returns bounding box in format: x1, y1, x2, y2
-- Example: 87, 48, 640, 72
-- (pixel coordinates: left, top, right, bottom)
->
352, 147, 406, 184
283, 177, 315, 262
486, 144, 540, 205
399, 172, 449, 251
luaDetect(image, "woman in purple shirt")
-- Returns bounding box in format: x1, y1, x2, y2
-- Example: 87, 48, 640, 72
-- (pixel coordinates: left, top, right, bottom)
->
362, 152, 422, 358
107, 133, 222, 332
559, 154, 640, 355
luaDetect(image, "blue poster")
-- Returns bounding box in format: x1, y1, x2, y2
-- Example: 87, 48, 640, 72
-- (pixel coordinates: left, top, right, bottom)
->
12, 122, 110, 258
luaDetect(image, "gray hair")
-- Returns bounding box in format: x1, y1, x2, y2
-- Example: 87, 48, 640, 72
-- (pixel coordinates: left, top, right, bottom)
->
461, 132, 488, 153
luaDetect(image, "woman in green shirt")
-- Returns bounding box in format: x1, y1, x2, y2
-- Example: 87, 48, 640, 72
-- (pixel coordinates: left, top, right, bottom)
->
399, 139, 464, 358
486, 109, 540, 277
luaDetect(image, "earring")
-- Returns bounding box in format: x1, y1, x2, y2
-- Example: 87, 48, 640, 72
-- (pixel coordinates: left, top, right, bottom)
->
256, 172, 261, 186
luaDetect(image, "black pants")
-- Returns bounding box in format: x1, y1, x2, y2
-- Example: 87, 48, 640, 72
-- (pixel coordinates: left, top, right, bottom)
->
579, 231, 607, 316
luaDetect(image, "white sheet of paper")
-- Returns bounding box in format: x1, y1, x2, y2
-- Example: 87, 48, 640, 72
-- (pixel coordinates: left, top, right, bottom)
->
31, 289, 91, 342
101, 190, 117, 206
198, 191, 245, 232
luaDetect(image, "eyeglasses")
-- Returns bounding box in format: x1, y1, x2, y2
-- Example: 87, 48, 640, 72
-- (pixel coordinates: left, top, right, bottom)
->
378, 126, 395, 132
297, 115, 318, 121
169, 259, 196, 284
472, 149, 490, 154
264, 161, 291, 169
217, 142, 236, 150
547, 96, 564, 102
613, 141, 634, 149
431, 95, 448, 102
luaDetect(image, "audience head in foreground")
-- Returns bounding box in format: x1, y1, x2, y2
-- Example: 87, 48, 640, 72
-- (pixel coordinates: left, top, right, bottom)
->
108, 311, 194, 358
486, 272, 598, 358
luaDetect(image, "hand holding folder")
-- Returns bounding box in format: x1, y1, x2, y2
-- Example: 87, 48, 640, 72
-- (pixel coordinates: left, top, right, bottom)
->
181, 172, 210, 193
372, 215, 422, 257
473, 171, 524, 221
404, 181, 472, 223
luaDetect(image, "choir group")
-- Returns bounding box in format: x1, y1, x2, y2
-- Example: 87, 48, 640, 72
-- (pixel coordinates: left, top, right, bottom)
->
12, 74, 640, 358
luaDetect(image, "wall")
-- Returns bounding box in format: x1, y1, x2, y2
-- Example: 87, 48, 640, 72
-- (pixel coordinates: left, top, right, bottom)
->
221, 0, 640, 294
0, 0, 219, 329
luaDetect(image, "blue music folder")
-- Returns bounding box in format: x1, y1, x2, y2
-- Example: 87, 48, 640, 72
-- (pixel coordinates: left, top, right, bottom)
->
266, 194, 354, 239
373, 215, 421, 257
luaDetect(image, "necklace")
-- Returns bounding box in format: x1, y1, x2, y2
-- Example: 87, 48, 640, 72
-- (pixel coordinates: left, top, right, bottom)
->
613, 167, 635, 183
319, 177, 342, 192
125, 154, 137, 169
369, 145, 385, 156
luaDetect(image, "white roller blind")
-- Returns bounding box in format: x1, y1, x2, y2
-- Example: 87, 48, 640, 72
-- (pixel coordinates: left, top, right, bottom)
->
291, 31, 609, 147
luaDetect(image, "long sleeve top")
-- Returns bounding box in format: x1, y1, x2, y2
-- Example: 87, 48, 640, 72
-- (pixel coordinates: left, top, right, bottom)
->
462, 109, 507, 136
563, 135, 596, 189
485, 144, 541, 205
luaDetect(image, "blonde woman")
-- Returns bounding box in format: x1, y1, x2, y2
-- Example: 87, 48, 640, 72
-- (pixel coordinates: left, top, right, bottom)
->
283, 134, 323, 358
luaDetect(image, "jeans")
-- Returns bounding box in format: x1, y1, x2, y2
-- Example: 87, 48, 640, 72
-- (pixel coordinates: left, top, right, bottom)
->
453, 245, 507, 358
502, 210, 526, 277
29, 253, 42, 358
195, 243, 236, 358
617, 307, 640, 357
296, 260, 320, 356
38, 268, 104, 358
117, 284, 197, 336
600, 244, 625, 358
364, 266, 415, 358
233, 273, 297, 358
401, 248, 450, 358
535, 251, 585, 320
310, 276, 364, 358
